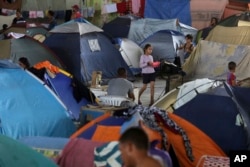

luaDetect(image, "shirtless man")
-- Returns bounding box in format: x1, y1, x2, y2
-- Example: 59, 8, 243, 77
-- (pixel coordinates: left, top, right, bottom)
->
119, 127, 163, 167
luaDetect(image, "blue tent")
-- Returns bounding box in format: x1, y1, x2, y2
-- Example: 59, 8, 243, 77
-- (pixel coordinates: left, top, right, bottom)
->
174, 84, 250, 155
44, 22, 134, 83
140, 30, 185, 62
102, 15, 139, 38
45, 72, 94, 120
0, 60, 76, 139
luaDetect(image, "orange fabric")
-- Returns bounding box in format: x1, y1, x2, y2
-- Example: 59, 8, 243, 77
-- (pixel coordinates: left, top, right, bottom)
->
91, 125, 121, 142
140, 121, 162, 148
164, 113, 226, 167
33, 61, 60, 74
70, 113, 111, 139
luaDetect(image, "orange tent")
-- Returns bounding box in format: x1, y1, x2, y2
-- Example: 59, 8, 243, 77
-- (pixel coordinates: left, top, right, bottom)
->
163, 113, 227, 167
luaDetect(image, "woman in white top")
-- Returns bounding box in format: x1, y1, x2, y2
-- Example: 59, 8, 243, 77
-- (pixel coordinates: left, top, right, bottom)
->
138, 44, 155, 106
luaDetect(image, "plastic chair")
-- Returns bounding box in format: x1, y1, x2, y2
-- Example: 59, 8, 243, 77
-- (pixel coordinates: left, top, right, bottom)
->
98, 95, 130, 106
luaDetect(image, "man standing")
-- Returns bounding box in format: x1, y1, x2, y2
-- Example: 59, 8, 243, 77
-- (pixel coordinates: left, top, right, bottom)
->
107, 67, 135, 101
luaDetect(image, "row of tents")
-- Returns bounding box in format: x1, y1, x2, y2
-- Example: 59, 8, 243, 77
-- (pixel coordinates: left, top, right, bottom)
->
2, 11, 249, 84
0, 17, 198, 82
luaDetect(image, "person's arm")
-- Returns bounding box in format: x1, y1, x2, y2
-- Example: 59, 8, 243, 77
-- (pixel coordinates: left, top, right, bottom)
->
140, 55, 149, 68
188, 44, 194, 53
178, 44, 184, 50
148, 55, 154, 67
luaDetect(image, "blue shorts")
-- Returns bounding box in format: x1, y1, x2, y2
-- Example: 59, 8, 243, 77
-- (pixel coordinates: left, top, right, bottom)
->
142, 73, 156, 84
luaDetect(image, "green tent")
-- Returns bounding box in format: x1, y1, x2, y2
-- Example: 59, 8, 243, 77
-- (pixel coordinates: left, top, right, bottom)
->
0, 135, 58, 167
218, 11, 250, 27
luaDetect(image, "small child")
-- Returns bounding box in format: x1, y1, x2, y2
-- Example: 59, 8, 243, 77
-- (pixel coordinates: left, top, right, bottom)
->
178, 34, 194, 60
227, 61, 240, 86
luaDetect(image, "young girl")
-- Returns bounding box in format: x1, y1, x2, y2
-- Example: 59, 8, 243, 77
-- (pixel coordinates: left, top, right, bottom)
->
138, 44, 155, 106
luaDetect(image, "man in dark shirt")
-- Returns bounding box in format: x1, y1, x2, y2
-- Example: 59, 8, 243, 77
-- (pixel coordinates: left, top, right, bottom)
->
12, 11, 25, 25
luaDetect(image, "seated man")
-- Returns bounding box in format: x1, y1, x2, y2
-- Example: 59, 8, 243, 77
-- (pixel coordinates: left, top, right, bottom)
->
119, 127, 163, 167
107, 67, 135, 101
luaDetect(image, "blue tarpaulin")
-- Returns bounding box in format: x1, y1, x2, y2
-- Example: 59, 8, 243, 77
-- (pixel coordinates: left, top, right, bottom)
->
144, 0, 192, 26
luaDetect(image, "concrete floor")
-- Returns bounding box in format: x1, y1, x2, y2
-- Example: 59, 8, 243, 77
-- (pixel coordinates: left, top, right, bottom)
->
90, 74, 185, 107
133, 75, 184, 106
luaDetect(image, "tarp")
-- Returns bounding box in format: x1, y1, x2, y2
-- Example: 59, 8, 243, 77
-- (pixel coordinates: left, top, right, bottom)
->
144, 0, 192, 26
0, 36, 63, 68
206, 25, 250, 45
128, 18, 197, 45
190, 0, 228, 29
0, 60, 76, 139
0, 135, 57, 167
183, 40, 250, 81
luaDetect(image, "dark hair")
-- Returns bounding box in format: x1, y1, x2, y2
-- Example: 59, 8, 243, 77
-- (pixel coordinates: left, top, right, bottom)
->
2, 24, 8, 30
228, 61, 236, 70
119, 127, 149, 150
143, 44, 151, 54
19, 57, 30, 68
117, 67, 127, 77
211, 17, 218, 24
185, 34, 193, 40
48, 10, 55, 17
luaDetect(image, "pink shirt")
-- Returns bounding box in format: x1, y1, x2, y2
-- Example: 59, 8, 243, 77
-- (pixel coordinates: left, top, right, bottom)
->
140, 54, 155, 74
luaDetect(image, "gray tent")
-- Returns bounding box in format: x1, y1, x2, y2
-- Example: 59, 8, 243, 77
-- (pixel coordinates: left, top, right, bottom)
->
0, 36, 63, 67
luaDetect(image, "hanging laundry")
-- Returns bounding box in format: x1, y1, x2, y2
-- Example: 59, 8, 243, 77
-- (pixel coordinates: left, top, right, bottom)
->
101, 3, 117, 14
132, 0, 140, 14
